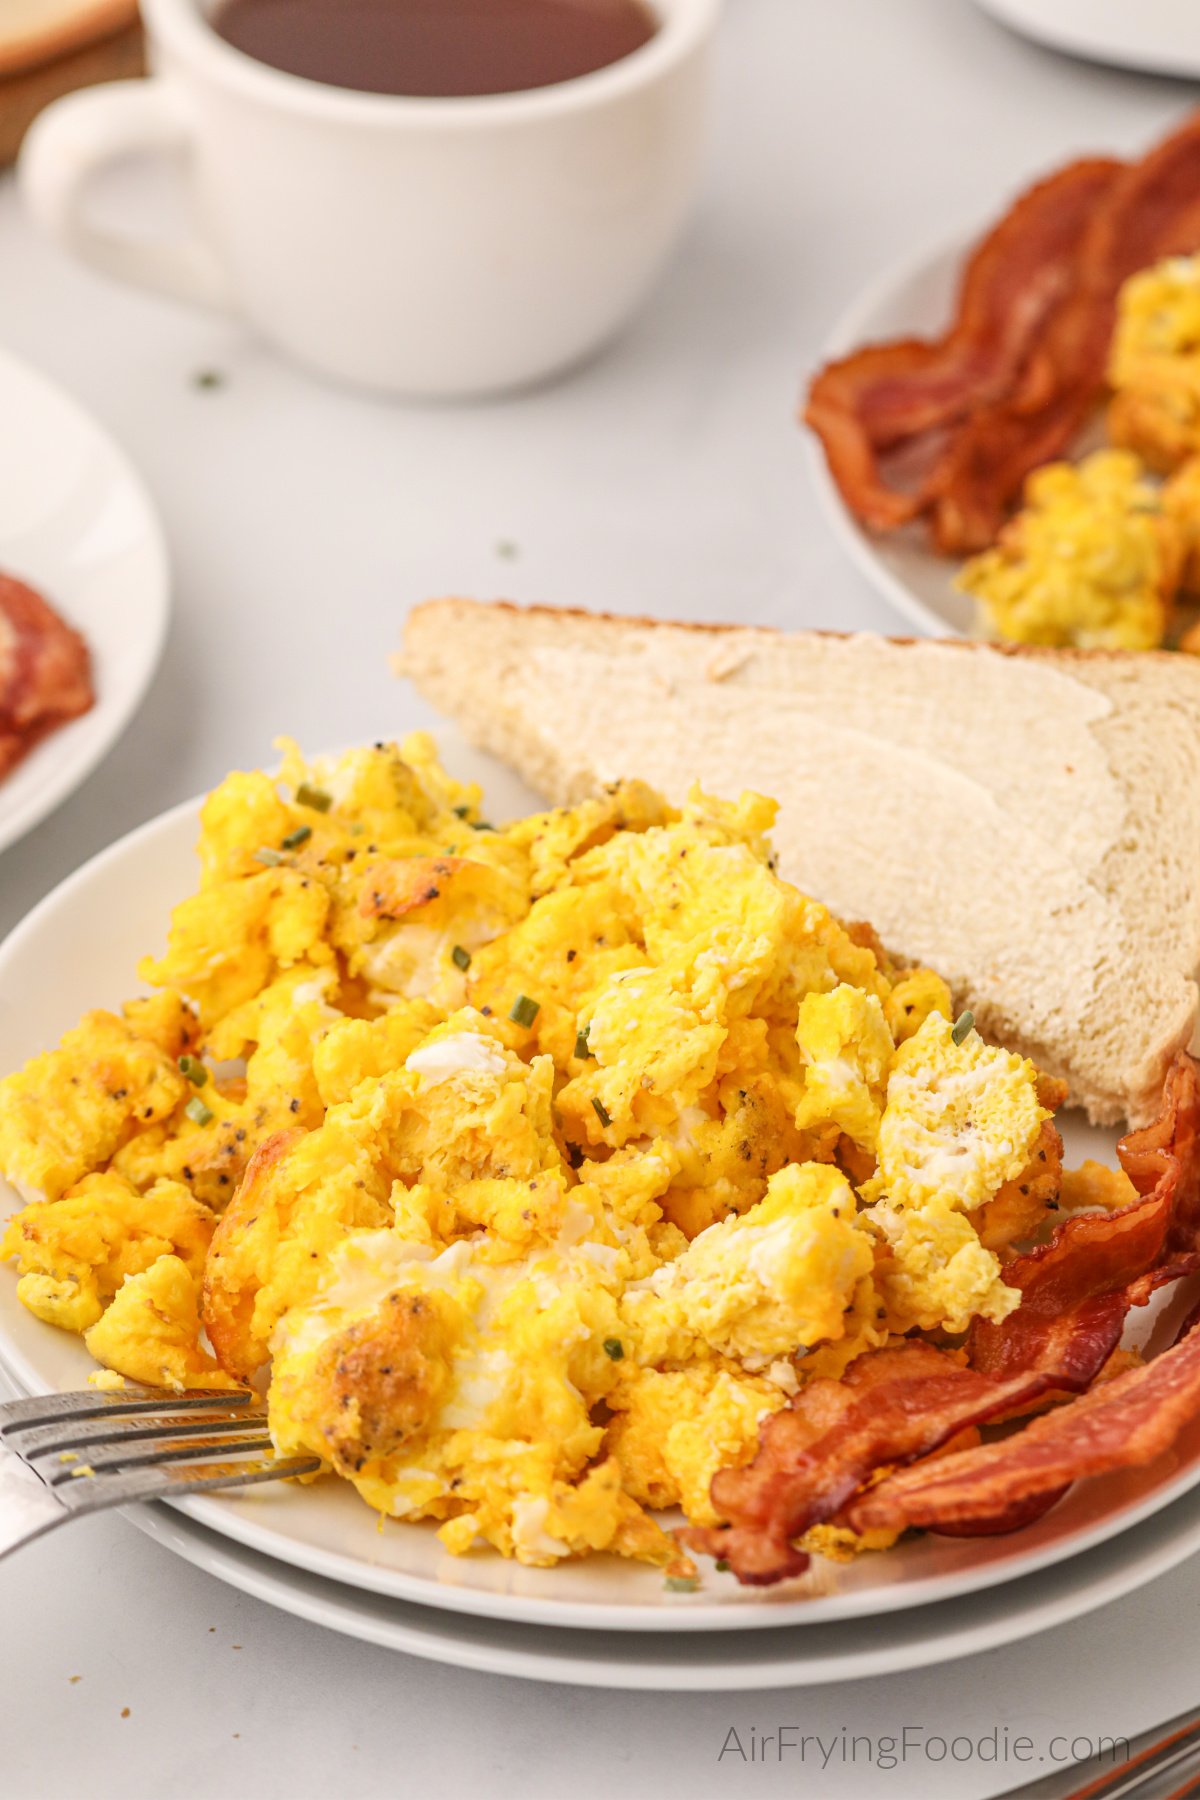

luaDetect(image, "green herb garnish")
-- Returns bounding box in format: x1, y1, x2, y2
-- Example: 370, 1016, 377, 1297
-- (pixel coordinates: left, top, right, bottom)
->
453, 804, 471, 819
185, 1096, 214, 1128
664, 1575, 699, 1594
950, 1009, 976, 1047
282, 825, 312, 851
254, 847, 286, 867
177, 1055, 207, 1088
592, 1097, 612, 1129
295, 782, 333, 813
193, 369, 224, 390
714, 1559, 730, 1573
471, 820, 495, 833
603, 1338, 624, 1361
509, 993, 539, 1028
452, 945, 471, 972
574, 1025, 591, 1060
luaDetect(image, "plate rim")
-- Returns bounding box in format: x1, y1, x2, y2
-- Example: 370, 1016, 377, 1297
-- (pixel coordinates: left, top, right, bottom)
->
119, 1480, 1200, 1689
4, 777, 1200, 1634
0, 343, 171, 857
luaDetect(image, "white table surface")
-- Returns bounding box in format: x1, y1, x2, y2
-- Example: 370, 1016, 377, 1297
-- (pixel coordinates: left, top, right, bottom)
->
3, 1, 1200, 1794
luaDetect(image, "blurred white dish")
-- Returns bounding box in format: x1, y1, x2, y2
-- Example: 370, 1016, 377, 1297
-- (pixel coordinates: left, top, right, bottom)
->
2, 731, 1199, 1635
0, 345, 169, 856
973, 0, 1200, 80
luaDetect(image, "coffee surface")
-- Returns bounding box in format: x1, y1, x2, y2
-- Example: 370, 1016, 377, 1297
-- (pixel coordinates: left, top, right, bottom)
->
210, 0, 660, 97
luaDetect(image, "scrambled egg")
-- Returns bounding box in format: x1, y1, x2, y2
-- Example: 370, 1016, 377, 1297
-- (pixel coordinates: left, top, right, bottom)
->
0, 738, 1066, 1570
956, 450, 1183, 650
1109, 254, 1200, 474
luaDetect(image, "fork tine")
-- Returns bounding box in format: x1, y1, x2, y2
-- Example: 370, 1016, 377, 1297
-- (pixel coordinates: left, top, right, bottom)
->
56, 1453, 322, 1514
0, 1387, 254, 1432
15, 1408, 266, 1459
44, 1431, 277, 1483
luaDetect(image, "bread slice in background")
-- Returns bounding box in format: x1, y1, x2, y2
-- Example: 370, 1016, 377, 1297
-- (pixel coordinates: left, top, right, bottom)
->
0, 0, 138, 78
399, 599, 1200, 1127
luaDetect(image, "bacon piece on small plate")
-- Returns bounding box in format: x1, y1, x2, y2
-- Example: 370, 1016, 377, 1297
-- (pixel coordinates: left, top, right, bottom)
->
677, 1342, 1061, 1585
849, 1312, 1200, 1536
0, 572, 94, 779
803, 158, 1122, 537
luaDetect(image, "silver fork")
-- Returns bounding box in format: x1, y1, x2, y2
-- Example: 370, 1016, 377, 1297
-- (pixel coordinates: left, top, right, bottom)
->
0, 1385, 320, 1559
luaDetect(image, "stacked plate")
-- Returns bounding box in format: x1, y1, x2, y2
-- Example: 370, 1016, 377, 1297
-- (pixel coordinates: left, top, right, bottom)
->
3, 751, 1200, 1688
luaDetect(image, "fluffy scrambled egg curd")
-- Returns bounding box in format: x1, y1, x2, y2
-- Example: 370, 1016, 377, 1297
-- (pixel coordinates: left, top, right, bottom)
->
1109, 254, 1200, 474
0, 738, 1069, 1571
956, 450, 1186, 650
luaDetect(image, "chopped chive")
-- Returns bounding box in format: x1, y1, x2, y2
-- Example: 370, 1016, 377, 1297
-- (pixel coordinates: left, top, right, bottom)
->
451, 945, 471, 972
602, 1338, 624, 1361
592, 1097, 612, 1129
177, 1055, 207, 1088
471, 820, 495, 833
192, 368, 224, 390
295, 782, 332, 813
714, 1558, 731, 1573
453, 804, 471, 819
574, 1024, 592, 1060
282, 824, 312, 851
664, 1575, 699, 1593
950, 1009, 975, 1046
509, 993, 539, 1028
254, 847, 286, 867
184, 1095, 214, 1128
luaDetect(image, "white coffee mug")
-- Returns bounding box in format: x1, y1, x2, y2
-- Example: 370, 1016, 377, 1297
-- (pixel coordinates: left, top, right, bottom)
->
20, 0, 719, 397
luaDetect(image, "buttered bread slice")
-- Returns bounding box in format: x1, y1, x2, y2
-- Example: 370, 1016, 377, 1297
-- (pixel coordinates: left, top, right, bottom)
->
398, 601, 1200, 1126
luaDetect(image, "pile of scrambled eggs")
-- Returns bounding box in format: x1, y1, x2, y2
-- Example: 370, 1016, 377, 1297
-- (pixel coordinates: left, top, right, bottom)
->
957, 254, 1200, 653
0, 740, 1065, 1570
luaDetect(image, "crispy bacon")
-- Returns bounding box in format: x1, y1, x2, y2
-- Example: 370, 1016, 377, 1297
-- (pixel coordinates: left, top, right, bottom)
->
678, 1343, 1062, 1585
969, 1055, 1200, 1383
849, 1316, 1200, 1536
805, 112, 1200, 555
0, 572, 94, 780
804, 159, 1122, 538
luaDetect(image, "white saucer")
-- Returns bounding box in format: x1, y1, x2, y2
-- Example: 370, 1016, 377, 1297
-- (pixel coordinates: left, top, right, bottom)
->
0, 345, 170, 856
973, 0, 1200, 80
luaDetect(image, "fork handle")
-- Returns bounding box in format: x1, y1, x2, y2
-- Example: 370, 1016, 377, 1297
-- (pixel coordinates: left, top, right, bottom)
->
0, 1438, 67, 1559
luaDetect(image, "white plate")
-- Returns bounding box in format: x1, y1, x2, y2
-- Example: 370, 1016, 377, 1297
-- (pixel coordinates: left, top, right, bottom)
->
973, 0, 1200, 80
119, 1483, 1200, 1688
0, 345, 169, 856
2, 737, 1199, 1635
806, 235, 979, 640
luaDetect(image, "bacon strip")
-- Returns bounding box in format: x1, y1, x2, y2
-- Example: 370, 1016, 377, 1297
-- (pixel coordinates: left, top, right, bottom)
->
804, 159, 1122, 537
849, 1315, 1200, 1535
678, 1343, 1062, 1585
969, 1055, 1200, 1383
0, 572, 94, 780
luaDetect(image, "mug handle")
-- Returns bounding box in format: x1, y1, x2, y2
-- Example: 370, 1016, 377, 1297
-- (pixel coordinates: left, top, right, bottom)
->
18, 80, 235, 313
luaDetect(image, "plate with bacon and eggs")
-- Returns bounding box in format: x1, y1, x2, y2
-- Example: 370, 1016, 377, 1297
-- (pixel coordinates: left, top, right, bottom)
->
3, 731, 1200, 1641
806, 112, 1200, 659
